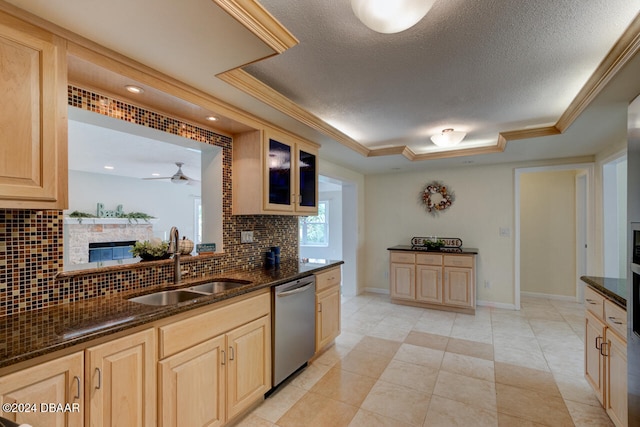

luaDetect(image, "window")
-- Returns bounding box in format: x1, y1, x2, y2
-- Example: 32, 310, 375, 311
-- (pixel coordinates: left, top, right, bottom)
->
299, 201, 328, 246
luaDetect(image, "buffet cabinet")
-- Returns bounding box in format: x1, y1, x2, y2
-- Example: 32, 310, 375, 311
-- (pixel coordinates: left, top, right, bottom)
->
389, 250, 476, 314
584, 286, 627, 427
232, 129, 318, 215
0, 10, 68, 209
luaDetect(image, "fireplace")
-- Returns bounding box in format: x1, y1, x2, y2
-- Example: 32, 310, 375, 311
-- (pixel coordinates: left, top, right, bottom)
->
64, 218, 157, 265
88, 240, 136, 262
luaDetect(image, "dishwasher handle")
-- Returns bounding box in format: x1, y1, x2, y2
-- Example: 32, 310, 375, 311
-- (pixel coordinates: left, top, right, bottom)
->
277, 283, 314, 297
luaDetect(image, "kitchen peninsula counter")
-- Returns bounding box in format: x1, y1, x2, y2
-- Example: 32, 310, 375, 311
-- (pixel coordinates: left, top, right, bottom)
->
0, 259, 343, 370
580, 275, 627, 308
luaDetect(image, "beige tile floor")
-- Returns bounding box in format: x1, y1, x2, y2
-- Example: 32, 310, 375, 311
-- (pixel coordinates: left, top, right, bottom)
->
236, 293, 614, 427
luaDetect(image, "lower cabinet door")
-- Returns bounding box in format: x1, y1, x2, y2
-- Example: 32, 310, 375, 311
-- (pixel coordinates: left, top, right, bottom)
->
443, 267, 473, 308
226, 315, 271, 419
316, 286, 341, 351
585, 311, 606, 405
0, 352, 83, 427
606, 329, 628, 427
87, 328, 156, 427
416, 265, 441, 303
390, 262, 415, 300
159, 336, 226, 427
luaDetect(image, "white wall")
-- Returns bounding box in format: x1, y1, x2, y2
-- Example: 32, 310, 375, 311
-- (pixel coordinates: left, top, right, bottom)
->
364, 164, 517, 306
520, 170, 577, 297
68, 170, 201, 242
319, 160, 365, 296
603, 156, 628, 278
300, 190, 343, 260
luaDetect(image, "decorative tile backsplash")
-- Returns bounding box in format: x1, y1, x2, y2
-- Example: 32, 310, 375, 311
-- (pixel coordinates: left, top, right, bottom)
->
0, 86, 298, 317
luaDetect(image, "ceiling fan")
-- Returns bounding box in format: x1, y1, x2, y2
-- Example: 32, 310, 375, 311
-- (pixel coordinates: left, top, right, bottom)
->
144, 162, 199, 185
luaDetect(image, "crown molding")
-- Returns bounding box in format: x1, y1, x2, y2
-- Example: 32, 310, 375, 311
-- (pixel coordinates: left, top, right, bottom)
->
556, 12, 640, 132
213, 0, 299, 53
218, 10, 640, 162
217, 68, 370, 156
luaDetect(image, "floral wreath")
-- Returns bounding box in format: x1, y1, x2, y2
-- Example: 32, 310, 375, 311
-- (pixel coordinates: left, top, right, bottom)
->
421, 181, 454, 215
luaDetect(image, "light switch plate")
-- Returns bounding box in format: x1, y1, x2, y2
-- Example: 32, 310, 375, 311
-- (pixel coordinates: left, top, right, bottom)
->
241, 231, 254, 243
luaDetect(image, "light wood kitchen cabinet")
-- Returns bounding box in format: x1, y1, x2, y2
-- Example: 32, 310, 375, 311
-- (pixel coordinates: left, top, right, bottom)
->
416, 264, 441, 303
0, 352, 83, 427
389, 250, 476, 313
390, 252, 416, 301
585, 309, 606, 405
0, 10, 67, 209
158, 291, 271, 426
583, 286, 628, 427
226, 315, 270, 419
232, 129, 318, 215
605, 326, 628, 427
159, 336, 226, 427
315, 266, 342, 354
86, 328, 156, 427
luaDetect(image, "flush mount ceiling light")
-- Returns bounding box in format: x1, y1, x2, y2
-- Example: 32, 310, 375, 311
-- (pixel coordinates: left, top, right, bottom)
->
430, 128, 466, 148
351, 0, 434, 34
125, 85, 144, 94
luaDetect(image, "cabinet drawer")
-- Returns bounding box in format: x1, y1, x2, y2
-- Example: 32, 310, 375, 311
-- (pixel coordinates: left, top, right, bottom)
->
584, 286, 605, 318
604, 299, 627, 340
159, 292, 270, 358
443, 255, 473, 268
390, 252, 415, 264
316, 266, 341, 292
416, 253, 442, 266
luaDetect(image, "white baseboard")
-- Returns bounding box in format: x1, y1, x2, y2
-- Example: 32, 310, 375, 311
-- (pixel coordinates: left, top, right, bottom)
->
521, 291, 578, 302
477, 300, 517, 310
362, 287, 390, 295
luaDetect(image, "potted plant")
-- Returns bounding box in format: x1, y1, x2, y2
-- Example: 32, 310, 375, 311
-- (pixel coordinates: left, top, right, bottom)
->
131, 238, 170, 261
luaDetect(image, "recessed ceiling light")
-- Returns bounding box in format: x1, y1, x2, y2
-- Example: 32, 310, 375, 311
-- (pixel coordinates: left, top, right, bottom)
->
206, 116, 218, 121
151, 173, 160, 177
125, 85, 144, 94
104, 165, 114, 170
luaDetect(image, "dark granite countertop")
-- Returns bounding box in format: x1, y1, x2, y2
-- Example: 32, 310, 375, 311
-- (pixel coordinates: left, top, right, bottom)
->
580, 276, 627, 308
388, 245, 479, 255
0, 259, 343, 369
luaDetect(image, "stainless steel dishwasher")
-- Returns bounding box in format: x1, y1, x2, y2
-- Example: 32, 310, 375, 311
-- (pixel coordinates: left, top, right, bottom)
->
272, 275, 316, 388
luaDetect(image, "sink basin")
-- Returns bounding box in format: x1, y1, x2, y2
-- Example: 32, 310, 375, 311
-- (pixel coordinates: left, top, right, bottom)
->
189, 280, 251, 294
127, 290, 207, 306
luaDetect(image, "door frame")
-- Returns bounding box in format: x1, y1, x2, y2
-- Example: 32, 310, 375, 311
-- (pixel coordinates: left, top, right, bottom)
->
514, 163, 594, 309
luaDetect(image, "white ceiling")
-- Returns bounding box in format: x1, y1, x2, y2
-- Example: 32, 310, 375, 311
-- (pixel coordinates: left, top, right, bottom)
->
68, 108, 207, 181
6, 0, 640, 174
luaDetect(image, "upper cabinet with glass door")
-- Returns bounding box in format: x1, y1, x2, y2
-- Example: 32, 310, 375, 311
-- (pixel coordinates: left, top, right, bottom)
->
233, 129, 318, 215
0, 11, 67, 209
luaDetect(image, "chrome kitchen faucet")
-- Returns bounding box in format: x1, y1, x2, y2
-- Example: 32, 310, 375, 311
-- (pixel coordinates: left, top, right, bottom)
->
168, 226, 181, 284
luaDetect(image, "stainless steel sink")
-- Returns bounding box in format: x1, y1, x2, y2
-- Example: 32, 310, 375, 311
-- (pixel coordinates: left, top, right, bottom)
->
127, 290, 207, 306
189, 280, 251, 294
